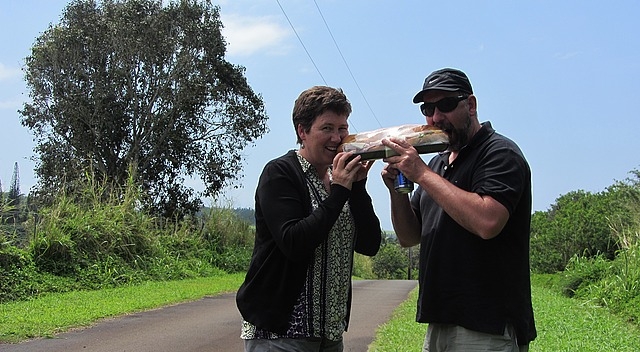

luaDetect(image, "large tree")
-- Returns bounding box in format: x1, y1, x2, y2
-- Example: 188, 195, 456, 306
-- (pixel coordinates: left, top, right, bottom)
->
20, 0, 268, 218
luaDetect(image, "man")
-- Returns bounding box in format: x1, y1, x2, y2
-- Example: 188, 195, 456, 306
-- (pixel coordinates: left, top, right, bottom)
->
381, 68, 536, 351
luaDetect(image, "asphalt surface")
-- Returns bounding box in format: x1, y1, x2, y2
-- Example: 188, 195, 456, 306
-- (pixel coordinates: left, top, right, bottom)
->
1, 280, 417, 352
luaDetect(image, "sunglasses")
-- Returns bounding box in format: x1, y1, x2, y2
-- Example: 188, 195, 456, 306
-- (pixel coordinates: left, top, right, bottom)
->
420, 95, 468, 117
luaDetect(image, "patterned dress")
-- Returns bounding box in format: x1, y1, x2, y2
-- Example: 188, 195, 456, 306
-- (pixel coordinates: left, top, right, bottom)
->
241, 152, 356, 341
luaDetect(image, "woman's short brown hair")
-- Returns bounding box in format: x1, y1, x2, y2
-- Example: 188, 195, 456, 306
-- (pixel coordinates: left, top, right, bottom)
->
292, 86, 352, 145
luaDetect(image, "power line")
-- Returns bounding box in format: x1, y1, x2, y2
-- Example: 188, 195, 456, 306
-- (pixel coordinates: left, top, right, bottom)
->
275, 0, 327, 85
276, 0, 361, 132
312, 0, 383, 128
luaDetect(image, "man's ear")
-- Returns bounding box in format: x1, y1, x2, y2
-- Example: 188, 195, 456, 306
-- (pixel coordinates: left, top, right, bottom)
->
468, 95, 478, 114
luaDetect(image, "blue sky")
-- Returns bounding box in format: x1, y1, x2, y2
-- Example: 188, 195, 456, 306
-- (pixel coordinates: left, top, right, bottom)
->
2, 0, 639, 230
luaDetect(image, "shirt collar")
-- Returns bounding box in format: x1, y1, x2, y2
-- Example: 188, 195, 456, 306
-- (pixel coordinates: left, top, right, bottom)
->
468, 121, 495, 148
438, 121, 495, 162
296, 150, 333, 180
296, 151, 313, 175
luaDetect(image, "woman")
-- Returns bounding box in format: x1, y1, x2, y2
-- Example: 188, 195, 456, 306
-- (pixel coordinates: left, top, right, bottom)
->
236, 86, 383, 352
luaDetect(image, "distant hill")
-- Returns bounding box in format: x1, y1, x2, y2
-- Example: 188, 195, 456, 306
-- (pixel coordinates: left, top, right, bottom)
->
196, 206, 255, 225
232, 207, 255, 225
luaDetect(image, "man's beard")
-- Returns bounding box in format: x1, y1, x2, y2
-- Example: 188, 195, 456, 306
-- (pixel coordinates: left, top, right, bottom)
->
436, 113, 473, 152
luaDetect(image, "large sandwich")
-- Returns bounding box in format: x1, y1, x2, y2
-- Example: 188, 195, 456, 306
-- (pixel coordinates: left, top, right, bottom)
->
338, 124, 448, 160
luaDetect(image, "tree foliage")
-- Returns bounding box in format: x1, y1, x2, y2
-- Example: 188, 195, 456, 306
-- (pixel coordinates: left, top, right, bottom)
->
20, 0, 268, 218
530, 168, 640, 273
530, 190, 619, 273
372, 237, 413, 280
8, 162, 20, 207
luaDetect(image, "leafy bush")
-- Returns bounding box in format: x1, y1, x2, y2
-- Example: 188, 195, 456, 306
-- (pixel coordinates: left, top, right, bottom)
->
353, 253, 375, 279
1, 176, 255, 302
30, 229, 77, 275
1, 234, 85, 302
528, 169, 640, 328
0, 245, 34, 302
531, 169, 640, 273
201, 206, 254, 252
372, 242, 409, 280
29, 189, 155, 277
559, 254, 611, 297
531, 190, 622, 274
213, 246, 252, 273
557, 244, 640, 326
200, 206, 254, 273
530, 211, 566, 273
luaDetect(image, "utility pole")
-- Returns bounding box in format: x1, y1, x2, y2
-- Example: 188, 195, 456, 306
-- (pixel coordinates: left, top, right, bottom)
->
407, 247, 412, 280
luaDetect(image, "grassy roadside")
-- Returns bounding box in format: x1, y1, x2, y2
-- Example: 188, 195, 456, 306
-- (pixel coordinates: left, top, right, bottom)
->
368, 287, 425, 351
370, 275, 640, 352
526, 275, 640, 351
0, 273, 245, 343
3, 273, 640, 350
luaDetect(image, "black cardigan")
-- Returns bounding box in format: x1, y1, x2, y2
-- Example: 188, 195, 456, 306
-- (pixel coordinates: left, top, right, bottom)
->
236, 150, 383, 334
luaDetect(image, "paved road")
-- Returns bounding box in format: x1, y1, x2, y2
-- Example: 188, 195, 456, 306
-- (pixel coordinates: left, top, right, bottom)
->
1, 280, 417, 352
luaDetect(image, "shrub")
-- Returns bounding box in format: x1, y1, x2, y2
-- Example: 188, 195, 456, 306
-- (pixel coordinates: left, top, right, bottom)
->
29, 193, 155, 276
1, 178, 255, 302
353, 253, 375, 279
372, 242, 409, 280
200, 206, 254, 273
0, 245, 33, 302
213, 246, 252, 273
531, 189, 630, 273
559, 254, 611, 297
530, 211, 565, 273
531, 169, 640, 274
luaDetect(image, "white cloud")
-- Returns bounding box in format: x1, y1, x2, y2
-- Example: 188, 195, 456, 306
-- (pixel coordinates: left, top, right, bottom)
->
0, 63, 21, 81
221, 14, 290, 57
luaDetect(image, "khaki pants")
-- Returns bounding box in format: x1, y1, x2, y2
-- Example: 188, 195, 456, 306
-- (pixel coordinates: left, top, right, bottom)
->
423, 324, 529, 352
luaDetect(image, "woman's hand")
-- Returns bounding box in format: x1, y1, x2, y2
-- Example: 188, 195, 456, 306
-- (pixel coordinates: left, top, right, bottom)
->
332, 152, 371, 189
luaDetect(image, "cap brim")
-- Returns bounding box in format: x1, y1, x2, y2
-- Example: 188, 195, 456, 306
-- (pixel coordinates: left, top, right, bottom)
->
412, 87, 461, 103
412, 90, 426, 104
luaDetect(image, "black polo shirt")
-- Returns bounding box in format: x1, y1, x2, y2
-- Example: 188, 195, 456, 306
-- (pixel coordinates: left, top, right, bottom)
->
411, 121, 537, 345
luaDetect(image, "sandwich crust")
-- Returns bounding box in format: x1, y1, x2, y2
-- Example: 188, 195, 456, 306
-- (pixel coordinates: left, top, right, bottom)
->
338, 124, 448, 156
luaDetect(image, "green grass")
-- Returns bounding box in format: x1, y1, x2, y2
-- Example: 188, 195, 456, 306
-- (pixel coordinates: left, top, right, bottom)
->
370, 275, 640, 351
369, 287, 424, 351
3, 273, 640, 350
529, 277, 640, 351
0, 273, 245, 343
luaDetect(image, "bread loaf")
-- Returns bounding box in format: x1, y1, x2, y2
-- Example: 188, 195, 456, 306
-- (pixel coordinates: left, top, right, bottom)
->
338, 124, 448, 159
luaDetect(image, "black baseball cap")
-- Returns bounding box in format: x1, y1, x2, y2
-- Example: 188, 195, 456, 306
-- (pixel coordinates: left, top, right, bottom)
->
412, 68, 473, 103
